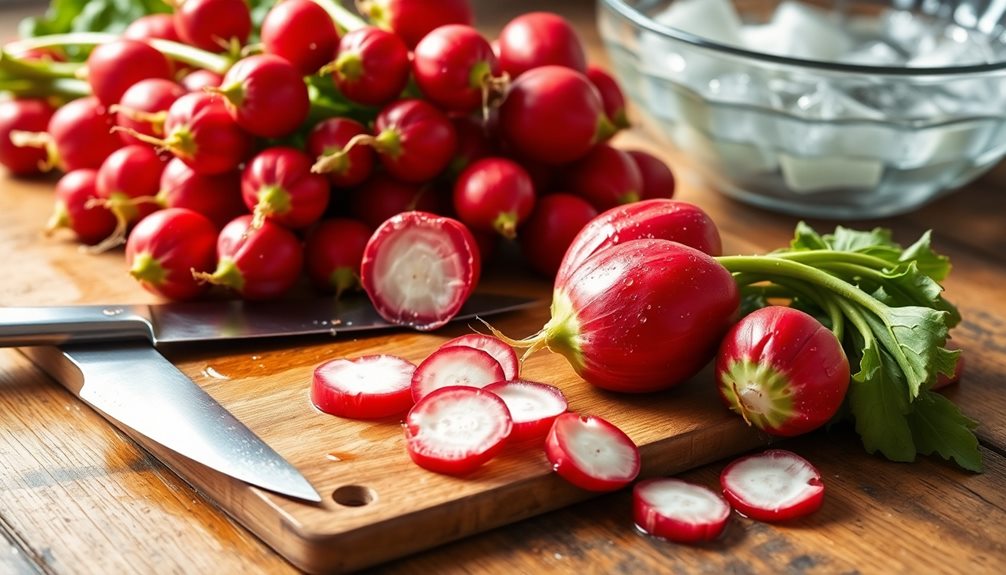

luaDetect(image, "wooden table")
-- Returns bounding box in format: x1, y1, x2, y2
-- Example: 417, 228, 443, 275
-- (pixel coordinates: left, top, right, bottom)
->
3, 1, 1006, 573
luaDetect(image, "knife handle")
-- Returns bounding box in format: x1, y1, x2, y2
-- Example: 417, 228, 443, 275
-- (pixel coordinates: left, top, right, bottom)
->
0, 305, 153, 347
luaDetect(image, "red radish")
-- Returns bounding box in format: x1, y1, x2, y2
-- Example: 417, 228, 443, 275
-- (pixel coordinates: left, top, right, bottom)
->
307, 118, 375, 188
113, 78, 186, 147
518, 193, 597, 278
180, 69, 224, 92
15, 96, 121, 172
194, 214, 304, 300
124, 14, 181, 43
586, 65, 629, 131
720, 450, 825, 522
0, 99, 54, 176
497, 12, 587, 77
45, 169, 117, 246
262, 0, 340, 75
499, 66, 612, 165
92, 145, 167, 250
545, 413, 640, 491
304, 218, 372, 297
157, 158, 245, 230
412, 25, 502, 113
174, 0, 252, 53
125, 208, 218, 300
411, 346, 506, 402
448, 115, 494, 177
312, 355, 417, 419
329, 27, 410, 107
85, 39, 173, 107
212, 55, 309, 138
557, 199, 722, 285
241, 147, 329, 230
716, 306, 850, 437
484, 380, 566, 441
348, 174, 435, 229
453, 157, 535, 239
361, 0, 474, 49
627, 150, 676, 200
633, 479, 731, 543
404, 386, 512, 475
494, 239, 739, 393
565, 143, 643, 211
360, 211, 480, 330
440, 333, 519, 380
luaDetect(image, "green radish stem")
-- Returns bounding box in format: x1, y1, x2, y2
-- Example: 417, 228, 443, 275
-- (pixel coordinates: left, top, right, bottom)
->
314, 0, 368, 33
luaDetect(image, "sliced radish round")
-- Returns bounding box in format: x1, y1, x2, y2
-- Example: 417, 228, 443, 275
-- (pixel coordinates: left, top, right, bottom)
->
545, 412, 640, 492
360, 211, 481, 331
411, 346, 505, 402
633, 478, 731, 543
311, 355, 417, 419
484, 380, 567, 441
720, 449, 824, 522
404, 386, 513, 475
440, 333, 519, 380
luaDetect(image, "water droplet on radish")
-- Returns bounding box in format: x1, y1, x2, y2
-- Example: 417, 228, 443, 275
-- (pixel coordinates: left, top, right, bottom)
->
639, 316, 647, 324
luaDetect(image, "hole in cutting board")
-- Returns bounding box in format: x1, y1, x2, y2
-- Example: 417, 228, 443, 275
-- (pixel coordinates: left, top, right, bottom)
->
333, 485, 376, 507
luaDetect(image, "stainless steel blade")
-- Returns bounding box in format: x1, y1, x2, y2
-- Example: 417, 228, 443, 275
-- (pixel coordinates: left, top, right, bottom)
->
20, 344, 321, 503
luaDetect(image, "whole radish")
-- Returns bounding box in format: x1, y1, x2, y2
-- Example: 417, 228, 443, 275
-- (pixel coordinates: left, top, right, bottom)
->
262, 0, 340, 75
194, 215, 304, 301
125, 208, 218, 300
85, 39, 173, 107
360, 0, 474, 49
716, 306, 850, 437
304, 218, 372, 297
93, 145, 167, 250
586, 65, 630, 131
180, 69, 224, 91
565, 143, 643, 211
45, 169, 117, 246
329, 27, 410, 107
499, 66, 612, 165
453, 157, 535, 239
349, 174, 440, 229
241, 147, 330, 230
174, 0, 252, 53
212, 55, 309, 138
157, 158, 245, 230
307, 118, 375, 188
12, 96, 121, 172
412, 25, 502, 114
124, 14, 181, 43
557, 199, 722, 285
113, 78, 186, 147
627, 150, 676, 200
497, 12, 587, 77
0, 99, 54, 176
519, 193, 597, 278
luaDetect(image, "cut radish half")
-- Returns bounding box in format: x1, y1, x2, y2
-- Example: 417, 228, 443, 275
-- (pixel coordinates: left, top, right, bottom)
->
411, 345, 505, 402
311, 355, 416, 419
720, 450, 824, 522
360, 211, 481, 331
484, 380, 567, 441
404, 386, 513, 475
545, 412, 640, 492
633, 478, 731, 543
440, 333, 519, 380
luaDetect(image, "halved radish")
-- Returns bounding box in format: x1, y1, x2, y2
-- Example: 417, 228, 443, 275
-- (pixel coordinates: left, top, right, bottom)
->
311, 355, 416, 419
440, 333, 519, 380
404, 386, 513, 475
545, 412, 640, 492
360, 211, 481, 331
484, 380, 567, 441
411, 346, 505, 402
633, 478, 731, 543
720, 450, 824, 522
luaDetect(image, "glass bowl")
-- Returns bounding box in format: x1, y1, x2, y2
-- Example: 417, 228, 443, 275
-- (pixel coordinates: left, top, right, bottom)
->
597, 0, 1006, 219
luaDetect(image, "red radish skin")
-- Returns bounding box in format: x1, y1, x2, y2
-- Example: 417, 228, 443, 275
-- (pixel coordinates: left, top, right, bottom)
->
716, 306, 850, 437
565, 143, 643, 211
720, 450, 825, 522
86, 40, 173, 107
453, 157, 535, 239
93, 145, 167, 250
404, 386, 512, 476
113, 78, 186, 147
262, 0, 340, 75
196, 215, 304, 300
448, 115, 495, 177
46, 169, 117, 246
157, 158, 245, 230
360, 211, 480, 331
0, 99, 54, 176
545, 413, 640, 492
586, 65, 629, 131
439, 333, 519, 380
633, 479, 731, 543
361, 0, 474, 49
348, 175, 438, 230
125, 208, 218, 300
46, 97, 122, 171
627, 150, 676, 200
304, 218, 372, 297
312, 355, 417, 419
372, 99, 458, 183
519, 193, 598, 278
329, 27, 410, 107
241, 147, 329, 230
556, 199, 722, 285
124, 14, 181, 43
144, 92, 254, 175
484, 380, 567, 441
174, 0, 252, 53
497, 12, 587, 77
180, 69, 224, 92
307, 118, 375, 188
411, 345, 505, 402
412, 24, 502, 113
213, 55, 310, 139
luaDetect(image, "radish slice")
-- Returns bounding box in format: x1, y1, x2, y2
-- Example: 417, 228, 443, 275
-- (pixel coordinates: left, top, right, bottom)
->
484, 380, 567, 441
411, 345, 505, 402
404, 386, 513, 475
360, 211, 481, 331
311, 355, 416, 419
545, 413, 640, 492
720, 450, 824, 522
440, 333, 520, 380
633, 478, 731, 543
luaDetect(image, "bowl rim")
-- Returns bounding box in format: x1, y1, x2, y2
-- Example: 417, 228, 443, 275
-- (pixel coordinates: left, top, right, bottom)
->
600, 0, 1006, 77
